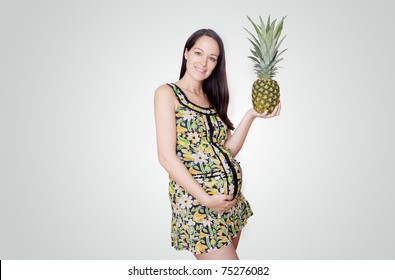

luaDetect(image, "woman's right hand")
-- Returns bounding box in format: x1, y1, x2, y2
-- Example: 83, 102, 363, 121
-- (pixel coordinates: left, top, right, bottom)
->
203, 194, 237, 213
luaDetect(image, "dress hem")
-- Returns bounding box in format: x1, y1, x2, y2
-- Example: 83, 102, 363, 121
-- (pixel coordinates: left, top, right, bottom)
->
171, 212, 254, 255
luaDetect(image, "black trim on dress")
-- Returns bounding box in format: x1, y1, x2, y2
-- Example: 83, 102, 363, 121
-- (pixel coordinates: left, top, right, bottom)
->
206, 116, 239, 199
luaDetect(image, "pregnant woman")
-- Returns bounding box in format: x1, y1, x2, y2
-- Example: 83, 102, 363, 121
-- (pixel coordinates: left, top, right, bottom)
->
154, 29, 280, 260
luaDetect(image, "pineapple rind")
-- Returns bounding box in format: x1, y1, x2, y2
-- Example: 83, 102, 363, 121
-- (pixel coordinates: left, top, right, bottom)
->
252, 78, 280, 114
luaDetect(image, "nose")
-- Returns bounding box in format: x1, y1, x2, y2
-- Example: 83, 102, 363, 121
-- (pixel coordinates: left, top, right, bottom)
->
199, 55, 207, 67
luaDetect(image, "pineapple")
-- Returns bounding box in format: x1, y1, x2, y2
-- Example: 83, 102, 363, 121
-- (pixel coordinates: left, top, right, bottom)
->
245, 15, 287, 114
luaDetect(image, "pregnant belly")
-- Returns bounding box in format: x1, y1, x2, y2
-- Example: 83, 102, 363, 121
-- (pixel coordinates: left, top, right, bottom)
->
193, 162, 242, 198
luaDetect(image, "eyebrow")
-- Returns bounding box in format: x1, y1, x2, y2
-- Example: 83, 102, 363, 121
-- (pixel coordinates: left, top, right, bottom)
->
193, 47, 219, 57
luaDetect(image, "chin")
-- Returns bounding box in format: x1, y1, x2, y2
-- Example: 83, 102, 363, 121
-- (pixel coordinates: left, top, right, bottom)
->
191, 75, 208, 82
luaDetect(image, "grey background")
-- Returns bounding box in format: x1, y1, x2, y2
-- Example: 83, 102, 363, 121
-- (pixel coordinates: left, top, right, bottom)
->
1, 0, 394, 259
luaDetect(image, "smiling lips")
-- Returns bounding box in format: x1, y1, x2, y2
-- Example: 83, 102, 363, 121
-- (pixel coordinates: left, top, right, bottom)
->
195, 66, 206, 73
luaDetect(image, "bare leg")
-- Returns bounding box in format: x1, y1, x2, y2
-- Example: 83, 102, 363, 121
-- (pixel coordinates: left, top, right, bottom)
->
232, 230, 242, 250
194, 243, 239, 260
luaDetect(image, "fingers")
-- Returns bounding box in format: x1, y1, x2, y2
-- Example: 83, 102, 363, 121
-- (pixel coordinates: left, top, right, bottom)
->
261, 102, 281, 118
220, 198, 236, 213
229, 198, 237, 208
261, 109, 269, 117
224, 198, 237, 211
219, 195, 235, 209
271, 102, 281, 116
210, 194, 237, 213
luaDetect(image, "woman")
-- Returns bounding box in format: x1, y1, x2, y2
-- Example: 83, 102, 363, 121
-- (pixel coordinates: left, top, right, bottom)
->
154, 29, 280, 260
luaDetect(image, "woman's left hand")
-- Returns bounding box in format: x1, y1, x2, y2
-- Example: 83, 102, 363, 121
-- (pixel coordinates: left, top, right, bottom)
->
249, 102, 281, 119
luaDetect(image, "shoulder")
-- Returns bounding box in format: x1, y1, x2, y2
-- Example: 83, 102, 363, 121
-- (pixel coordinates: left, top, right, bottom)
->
155, 83, 174, 97
154, 83, 178, 110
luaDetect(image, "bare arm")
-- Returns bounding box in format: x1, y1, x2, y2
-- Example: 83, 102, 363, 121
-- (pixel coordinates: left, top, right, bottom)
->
154, 84, 236, 213
225, 103, 281, 157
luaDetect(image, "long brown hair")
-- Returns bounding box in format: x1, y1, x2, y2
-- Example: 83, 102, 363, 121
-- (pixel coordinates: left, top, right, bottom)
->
179, 29, 234, 130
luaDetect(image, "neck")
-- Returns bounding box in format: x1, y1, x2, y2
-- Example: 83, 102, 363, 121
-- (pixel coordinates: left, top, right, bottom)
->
178, 76, 204, 95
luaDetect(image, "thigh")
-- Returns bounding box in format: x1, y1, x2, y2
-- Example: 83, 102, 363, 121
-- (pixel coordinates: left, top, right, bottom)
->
232, 230, 242, 250
194, 244, 239, 260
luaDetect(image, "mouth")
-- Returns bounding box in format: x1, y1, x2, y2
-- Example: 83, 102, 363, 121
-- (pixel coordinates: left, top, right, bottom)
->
195, 66, 206, 73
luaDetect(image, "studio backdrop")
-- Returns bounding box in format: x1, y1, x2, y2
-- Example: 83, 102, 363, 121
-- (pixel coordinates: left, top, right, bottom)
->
1, 0, 394, 259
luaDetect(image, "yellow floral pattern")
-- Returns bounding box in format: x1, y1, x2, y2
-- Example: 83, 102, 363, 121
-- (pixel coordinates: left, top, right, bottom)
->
168, 83, 253, 254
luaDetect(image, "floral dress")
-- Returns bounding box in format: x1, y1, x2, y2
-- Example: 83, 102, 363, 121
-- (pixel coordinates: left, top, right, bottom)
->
168, 83, 253, 254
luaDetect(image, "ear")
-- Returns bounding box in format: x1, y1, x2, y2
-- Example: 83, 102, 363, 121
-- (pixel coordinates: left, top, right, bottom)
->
184, 48, 188, 60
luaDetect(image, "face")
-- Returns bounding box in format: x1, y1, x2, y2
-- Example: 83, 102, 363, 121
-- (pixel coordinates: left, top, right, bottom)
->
184, 36, 220, 81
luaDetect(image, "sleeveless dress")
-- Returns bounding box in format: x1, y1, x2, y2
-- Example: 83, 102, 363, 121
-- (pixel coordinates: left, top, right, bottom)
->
168, 83, 253, 254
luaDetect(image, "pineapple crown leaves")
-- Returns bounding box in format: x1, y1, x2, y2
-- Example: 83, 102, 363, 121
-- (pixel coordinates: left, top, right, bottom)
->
244, 15, 287, 79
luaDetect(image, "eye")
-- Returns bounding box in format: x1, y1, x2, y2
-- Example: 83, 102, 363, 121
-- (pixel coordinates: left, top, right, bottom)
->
210, 57, 217, 62
194, 51, 202, 56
